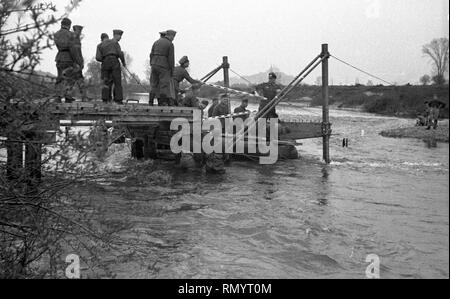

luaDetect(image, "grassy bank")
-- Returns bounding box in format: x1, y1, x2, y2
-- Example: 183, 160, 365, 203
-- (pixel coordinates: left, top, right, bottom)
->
380, 121, 449, 143
300, 85, 449, 119
207, 83, 449, 119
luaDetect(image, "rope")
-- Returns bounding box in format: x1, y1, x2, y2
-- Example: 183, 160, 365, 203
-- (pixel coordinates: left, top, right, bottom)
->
330, 55, 395, 86
206, 111, 250, 120
230, 68, 254, 86
202, 82, 266, 100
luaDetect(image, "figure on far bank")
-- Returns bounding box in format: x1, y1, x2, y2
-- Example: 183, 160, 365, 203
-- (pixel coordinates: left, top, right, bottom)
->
425, 95, 446, 130
149, 30, 177, 106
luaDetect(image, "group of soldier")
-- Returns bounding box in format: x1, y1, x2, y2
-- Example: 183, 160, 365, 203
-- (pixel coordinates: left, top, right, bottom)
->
54, 18, 86, 103
54, 18, 284, 119
416, 95, 446, 130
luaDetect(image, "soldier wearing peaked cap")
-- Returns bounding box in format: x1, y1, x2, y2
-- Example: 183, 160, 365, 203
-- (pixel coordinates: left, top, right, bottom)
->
256, 72, 282, 119
149, 30, 177, 106
172, 55, 202, 106
96, 33, 109, 62
97, 29, 126, 104
54, 18, 78, 103
72, 25, 87, 101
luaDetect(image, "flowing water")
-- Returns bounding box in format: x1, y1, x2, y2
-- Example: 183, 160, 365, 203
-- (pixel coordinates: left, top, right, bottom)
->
3, 99, 448, 279
77, 98, 448, 279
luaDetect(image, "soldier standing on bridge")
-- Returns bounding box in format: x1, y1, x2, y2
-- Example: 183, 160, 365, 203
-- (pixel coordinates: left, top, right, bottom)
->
72, 25, 87, 101
173, 56, 202, 106
98, 30, 126, 104
150, 30, 177, 106
54, 18, 78, 103
96, 33, 109, 63
255, 72, 283, 119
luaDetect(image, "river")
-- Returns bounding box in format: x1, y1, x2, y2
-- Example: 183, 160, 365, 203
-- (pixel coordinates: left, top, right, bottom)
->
74, 99, 448, 279
2, 99, 447, 279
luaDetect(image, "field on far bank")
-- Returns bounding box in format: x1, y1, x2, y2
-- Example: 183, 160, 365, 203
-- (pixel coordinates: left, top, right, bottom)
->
299, 84, 449, 119
380, 120, 449, 143
204, 83, 449, 119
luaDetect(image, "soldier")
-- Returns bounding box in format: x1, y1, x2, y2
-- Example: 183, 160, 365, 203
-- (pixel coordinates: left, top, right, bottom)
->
72, 25, 87, 101
173, 56, 202, 105
426, 95, 446, 130
95, 33, 110, 63
150, 29, 177, 106
98, 30, 126, 104
234, 99, 250, 120
212, 95, 230, 117
208, 97, 219, 118
255, 72, 283, 119
54, 18, 78, 103
182, 84, 201, 108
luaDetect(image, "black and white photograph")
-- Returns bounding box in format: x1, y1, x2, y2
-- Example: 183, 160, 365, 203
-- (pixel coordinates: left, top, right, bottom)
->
0, 0, 448, 283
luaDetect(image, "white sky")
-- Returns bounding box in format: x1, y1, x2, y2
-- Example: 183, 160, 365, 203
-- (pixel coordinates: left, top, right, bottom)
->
37, 0, 449, 85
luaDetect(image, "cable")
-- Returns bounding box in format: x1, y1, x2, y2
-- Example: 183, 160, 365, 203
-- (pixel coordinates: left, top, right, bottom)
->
230, 68, 254, 86
330, 55, 395, 86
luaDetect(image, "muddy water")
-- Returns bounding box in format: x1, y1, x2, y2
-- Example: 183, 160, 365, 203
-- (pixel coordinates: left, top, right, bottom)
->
1, 98, 447, 278
74, 102, 448, 279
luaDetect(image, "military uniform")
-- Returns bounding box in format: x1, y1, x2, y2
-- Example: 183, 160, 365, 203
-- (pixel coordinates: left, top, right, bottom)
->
72, 25, 87, 100
256, 81, 282, 118
98, 30, 125, 103
234, 105, 250, 120
208, 100, 219, 118
54, 18, 78, 102
150, 30, 176, 106
426, 99, 446, 130
173, 66, 200, 105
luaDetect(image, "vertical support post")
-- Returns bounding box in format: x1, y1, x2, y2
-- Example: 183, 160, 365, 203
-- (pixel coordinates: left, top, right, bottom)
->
222, 56, 231, 114
6, 137, 23, 181
321, 44, 331, 164
24, 133, 42, 185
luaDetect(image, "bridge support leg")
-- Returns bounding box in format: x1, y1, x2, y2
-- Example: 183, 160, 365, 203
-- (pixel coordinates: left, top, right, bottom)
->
131, 139, 145, 160
6, 137, 23, 181
24, 133, 42, 186
321, 44, 331, 164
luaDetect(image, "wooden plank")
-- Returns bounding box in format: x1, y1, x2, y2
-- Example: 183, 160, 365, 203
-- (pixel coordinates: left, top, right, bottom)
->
279, 121, 325, 140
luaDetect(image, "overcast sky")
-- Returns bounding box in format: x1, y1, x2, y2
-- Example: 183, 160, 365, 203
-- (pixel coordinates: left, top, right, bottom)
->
38, 0, 449, 85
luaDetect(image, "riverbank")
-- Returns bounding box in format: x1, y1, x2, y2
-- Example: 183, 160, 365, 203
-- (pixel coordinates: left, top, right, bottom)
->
380, 120, 449, 143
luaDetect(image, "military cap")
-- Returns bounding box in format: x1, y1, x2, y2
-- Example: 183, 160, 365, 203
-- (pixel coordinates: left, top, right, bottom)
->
179, 56, 189, 65
113, 29, 124, 36
61, 18, 72, 27
164, 29, 177, 36
73, 25, 84, 32
268, 72, 277, 79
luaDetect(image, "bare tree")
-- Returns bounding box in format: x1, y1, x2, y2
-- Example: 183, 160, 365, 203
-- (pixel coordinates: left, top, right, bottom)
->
422, 38, 449, 85
0, 0, 117, 278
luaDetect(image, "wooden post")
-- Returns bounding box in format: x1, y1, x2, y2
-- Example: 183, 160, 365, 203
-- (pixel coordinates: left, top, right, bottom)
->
6, 137, 23, 181
222, 56, 231, 114
321, 44, 331, 164
24, 133, 42, 185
